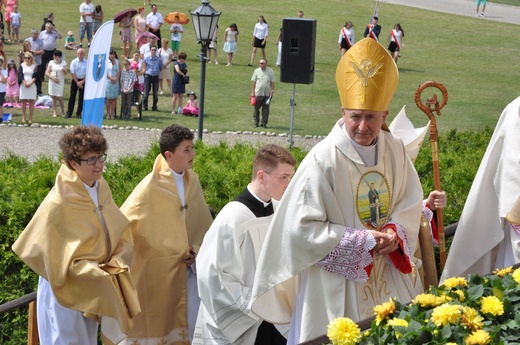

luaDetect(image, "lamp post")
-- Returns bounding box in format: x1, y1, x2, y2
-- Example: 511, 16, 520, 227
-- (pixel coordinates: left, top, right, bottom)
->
190, 0, 221, 140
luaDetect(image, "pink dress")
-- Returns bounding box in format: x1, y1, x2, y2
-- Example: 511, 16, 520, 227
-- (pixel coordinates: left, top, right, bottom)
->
130, 59, 144, 92
182, 99, 199, 116
120, 17, 133, 42
6, 68, 19, 98
134, 15, 147, 46
4, 0, 17, 23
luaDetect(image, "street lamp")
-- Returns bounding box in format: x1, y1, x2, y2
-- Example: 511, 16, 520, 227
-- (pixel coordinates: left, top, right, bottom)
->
190, 0, 221, 140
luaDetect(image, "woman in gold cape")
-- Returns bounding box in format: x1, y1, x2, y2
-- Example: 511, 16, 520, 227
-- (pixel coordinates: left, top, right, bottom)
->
12, 126, 140, 345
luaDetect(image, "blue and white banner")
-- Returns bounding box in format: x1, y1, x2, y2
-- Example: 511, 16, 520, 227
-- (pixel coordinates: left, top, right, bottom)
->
82, 20, 114, 127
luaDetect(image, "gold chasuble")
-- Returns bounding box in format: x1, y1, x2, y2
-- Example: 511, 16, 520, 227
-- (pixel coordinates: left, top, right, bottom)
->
12, 165, 140, 333
119, 154, 213, 345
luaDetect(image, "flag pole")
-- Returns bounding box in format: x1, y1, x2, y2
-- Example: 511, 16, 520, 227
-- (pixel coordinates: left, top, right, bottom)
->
367, 0, 380, 40
414, 81, 449, 269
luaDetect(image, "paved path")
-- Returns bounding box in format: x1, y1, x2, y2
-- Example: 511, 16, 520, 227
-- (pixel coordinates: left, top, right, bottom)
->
381, 0, 520, 25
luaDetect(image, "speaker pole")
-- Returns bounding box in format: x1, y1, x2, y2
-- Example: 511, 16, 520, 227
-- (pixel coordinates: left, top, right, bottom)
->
288, 83, 296, 147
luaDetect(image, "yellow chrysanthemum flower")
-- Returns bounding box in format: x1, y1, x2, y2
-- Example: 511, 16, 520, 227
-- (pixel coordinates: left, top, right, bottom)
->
327, 317, 362, 345
480, 296, 504, 316
513, 268, 520, 284
494, 266, 513, 278
412, 293, 444, 308
431, 303, 462, 327
439, 294, 454, 303
465, 329, 492, 345
462, 306, 484, 331
454, 289, 466, 302
387, 318, 408, 328
373, 299, 396, 324
446, 343, 458, 345
443, 277, 468, 289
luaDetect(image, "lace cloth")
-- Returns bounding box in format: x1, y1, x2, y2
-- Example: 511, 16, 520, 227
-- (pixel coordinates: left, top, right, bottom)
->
316, 228, 376, 283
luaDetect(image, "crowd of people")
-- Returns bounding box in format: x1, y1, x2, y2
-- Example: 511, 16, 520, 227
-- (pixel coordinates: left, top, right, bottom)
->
0, 3, 307, 125
0, 2, 205, 122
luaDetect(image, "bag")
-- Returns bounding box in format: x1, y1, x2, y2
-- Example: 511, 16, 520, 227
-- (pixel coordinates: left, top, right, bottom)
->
250, 96, 256, 106
17, 65, 23, 86
209, 41, 216, 49
181, 68, 189, 84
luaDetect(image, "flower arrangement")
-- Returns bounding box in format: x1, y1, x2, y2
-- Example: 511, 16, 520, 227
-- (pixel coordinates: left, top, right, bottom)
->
327, 266, 520, 345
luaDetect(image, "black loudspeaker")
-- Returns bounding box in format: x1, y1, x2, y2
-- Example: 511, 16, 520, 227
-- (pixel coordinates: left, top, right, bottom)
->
280, 18, 317, 84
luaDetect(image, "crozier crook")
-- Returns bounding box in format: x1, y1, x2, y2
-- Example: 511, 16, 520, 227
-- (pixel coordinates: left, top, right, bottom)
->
415, 81, 448, 269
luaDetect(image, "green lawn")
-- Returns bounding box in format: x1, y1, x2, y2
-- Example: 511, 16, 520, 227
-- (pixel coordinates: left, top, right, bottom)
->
4, 0, 519, 136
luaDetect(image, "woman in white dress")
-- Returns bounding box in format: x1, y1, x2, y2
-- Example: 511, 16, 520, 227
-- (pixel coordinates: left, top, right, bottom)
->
19, 52, 37, 124
158, 38, 173, 95
46, 50, 67, 117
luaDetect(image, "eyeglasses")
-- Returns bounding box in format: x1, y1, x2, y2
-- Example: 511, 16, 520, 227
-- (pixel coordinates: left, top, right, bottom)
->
24, 57, 32, 60
77, 153, 107, 166
264, 171, 293, 183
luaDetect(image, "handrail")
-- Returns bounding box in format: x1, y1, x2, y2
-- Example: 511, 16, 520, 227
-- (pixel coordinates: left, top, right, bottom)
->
0, 291, 36, 315
0, 292, 38, 345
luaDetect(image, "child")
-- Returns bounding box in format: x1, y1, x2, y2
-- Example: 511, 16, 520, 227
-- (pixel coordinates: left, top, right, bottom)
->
93, 5, 103, 36
0, 58, 7, 120
170, 16, 183, 59
120, 60, 137, 120
182, 91, 199, 116
120, 12, 135, 58
64, 31, 79, 50
223, 23, 239, 66
207, 25, 218, 64
9, 5, 21, 43
112, 124, 213, 344
5, 59, 19, 107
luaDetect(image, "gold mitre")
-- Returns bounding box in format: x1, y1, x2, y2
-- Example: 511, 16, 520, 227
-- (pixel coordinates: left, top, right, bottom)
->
388, 105, 430, 162
336, 38, 398, 112
506, 196, 520, 225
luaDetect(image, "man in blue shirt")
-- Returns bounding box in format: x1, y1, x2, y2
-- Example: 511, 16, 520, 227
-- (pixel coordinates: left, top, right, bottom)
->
142, 46, 163, 111
65, 48, 87, 118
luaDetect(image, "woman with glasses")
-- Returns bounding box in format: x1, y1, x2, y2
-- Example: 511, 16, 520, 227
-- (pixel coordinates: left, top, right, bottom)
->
19, 52, 37, 124
13, 125, 140, 345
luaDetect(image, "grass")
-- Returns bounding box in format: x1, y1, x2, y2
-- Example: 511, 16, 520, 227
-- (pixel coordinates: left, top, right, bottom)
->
3, 0, 519, 136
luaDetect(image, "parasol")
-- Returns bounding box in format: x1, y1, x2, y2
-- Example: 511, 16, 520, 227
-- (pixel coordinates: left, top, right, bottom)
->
165, 12, 190, 25
114, 8, 138, 23
140, 31, 159, 40
414, 81, 449, 269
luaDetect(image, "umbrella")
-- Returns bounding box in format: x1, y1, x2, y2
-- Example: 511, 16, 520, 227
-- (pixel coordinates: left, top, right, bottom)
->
140, 31, 159, 40
165, 12, 190, 25
114, 8, 138, 23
